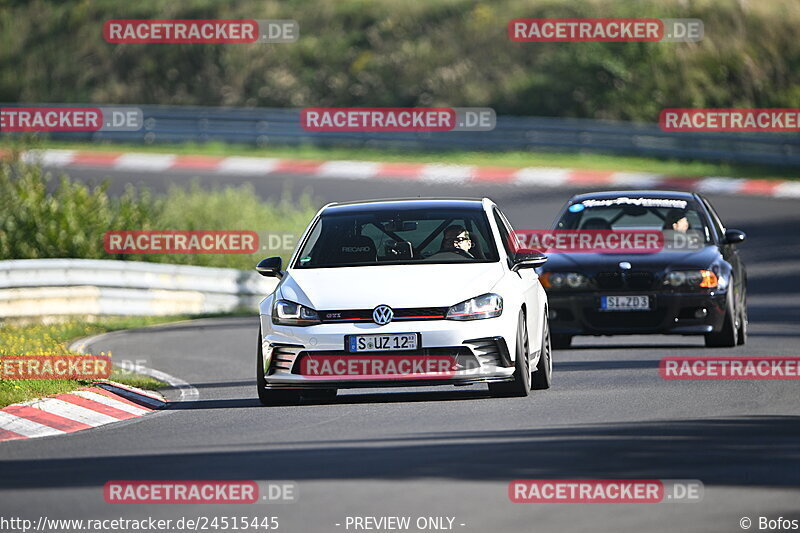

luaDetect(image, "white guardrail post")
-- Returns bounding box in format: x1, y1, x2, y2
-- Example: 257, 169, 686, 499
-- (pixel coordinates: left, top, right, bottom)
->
0, 259, 278, 318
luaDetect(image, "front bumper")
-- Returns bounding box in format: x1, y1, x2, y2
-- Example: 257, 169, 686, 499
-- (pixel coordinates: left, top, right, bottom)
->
547, 290, 727, 336
259, 317, 517, 389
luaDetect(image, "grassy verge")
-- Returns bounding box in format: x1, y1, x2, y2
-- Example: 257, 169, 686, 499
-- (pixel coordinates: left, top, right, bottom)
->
0, 316, 194, 408
7, 139, 798, 181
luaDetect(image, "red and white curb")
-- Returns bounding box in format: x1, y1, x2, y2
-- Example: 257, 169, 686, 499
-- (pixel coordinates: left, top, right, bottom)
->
0, 381, 165, 442
5, 148, 799, 199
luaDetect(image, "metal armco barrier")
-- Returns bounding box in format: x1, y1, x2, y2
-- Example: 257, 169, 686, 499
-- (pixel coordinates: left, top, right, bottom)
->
0, 259, 277, 318
3, 104, 799, 167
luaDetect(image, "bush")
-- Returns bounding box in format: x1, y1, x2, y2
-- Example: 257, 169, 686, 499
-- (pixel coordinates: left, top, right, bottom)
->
0, 157, 318, 269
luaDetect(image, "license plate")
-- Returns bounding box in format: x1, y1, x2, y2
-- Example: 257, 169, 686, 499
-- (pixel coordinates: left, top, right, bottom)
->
347, 333, 418, 352
600, 295, 650, 311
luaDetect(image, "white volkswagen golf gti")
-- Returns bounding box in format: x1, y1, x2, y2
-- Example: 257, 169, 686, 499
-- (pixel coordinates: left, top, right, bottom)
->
255, 198, 551, 405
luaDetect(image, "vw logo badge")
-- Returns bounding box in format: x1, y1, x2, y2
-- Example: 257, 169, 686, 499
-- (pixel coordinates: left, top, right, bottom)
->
619, 261, 632, 270
372, 305, 394, 325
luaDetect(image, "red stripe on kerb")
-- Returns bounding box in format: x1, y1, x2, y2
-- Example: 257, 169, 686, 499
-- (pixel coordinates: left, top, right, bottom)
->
53, 394, 137, 420
83, 387, 154, 411
171, 155, 225, 169
473, 167, 518, 183
2, 405, 93, 431
374, 163, 426, 179
567, 170, 615, 184
71, 152, 123, 166
740, 179, 782, 195
0, 428, 26, 441
273, 160, 323, 174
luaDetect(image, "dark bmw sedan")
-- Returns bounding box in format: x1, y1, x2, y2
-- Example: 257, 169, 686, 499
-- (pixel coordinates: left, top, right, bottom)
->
538, 190, 747, 349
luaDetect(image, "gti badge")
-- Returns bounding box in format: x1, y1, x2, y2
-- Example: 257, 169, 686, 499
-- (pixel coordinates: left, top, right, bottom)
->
372, 305, 394, 325
619, 261, 632, 270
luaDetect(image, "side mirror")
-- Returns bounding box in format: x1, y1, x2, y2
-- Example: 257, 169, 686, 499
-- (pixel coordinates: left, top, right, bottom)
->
256, 256, 283, 278
511, 251, 548, 271
724, 229, 746, 245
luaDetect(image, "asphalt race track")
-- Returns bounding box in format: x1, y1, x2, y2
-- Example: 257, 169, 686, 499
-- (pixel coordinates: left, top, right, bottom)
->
1, 164, 799, 532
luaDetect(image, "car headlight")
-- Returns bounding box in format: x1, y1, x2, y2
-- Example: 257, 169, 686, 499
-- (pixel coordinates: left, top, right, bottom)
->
446, 293, 503, 321
272, 299, 321, 326
540, 272, 590, 290
665, 270, 718, 288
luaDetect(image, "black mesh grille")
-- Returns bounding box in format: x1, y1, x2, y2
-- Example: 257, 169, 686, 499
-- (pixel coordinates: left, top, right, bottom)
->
596, 272, 623, 289
625, 272, 656, 290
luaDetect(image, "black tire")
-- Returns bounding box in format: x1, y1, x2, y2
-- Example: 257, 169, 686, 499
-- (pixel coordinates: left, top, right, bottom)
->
705, 292, 738, 348
489, 310, 531, 398
737, 292, 748, 346
531, 318, 552, 390
551, 334, 572, 349
257, 327, 301, 406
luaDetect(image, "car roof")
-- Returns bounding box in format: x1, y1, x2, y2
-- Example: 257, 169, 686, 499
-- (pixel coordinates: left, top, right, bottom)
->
567, 190, 699, 203
322, 198, 488, 215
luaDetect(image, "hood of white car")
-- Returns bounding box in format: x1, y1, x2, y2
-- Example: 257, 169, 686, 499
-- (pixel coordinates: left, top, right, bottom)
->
279, 262, 506, 310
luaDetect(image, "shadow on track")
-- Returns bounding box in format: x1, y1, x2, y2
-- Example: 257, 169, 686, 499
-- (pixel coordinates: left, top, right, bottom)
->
2, 416, 798, 489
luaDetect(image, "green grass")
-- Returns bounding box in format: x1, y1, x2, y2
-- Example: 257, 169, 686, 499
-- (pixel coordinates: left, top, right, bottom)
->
9, 139, 798, 181
0, 316, 195, 408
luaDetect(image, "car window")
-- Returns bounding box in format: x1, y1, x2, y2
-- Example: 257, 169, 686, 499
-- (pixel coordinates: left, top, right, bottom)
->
556, 197, 711, 243
293, 208, 499, 268
493, 208, 516, 258
700, 197, 725, 242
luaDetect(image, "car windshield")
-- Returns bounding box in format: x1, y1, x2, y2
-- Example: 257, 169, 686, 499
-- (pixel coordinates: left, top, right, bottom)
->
555, 196, 712, 244
293, 208, 499, 268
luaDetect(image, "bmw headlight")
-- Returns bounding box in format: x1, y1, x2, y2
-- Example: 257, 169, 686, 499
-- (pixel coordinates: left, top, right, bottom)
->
446, 293, 503, 321
272, 299, 321, 326
665, 270, 718, 288
541, 272, 590, 290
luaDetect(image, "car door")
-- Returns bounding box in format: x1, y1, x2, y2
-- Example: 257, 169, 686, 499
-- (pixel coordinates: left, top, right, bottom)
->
700, 196, 746, 304
493, 207, 542, 345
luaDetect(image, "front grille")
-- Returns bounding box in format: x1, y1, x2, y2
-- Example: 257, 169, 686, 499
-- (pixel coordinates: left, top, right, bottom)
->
596, 272, 624, 289
595, 271, 656, 291
318, 307, 448, 323
626, 271, 655, 290
583, 309, 667, 330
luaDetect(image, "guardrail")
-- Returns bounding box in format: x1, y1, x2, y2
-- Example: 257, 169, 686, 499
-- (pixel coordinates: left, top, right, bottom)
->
3, 104, 799, 167
0, 259, 277, 318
